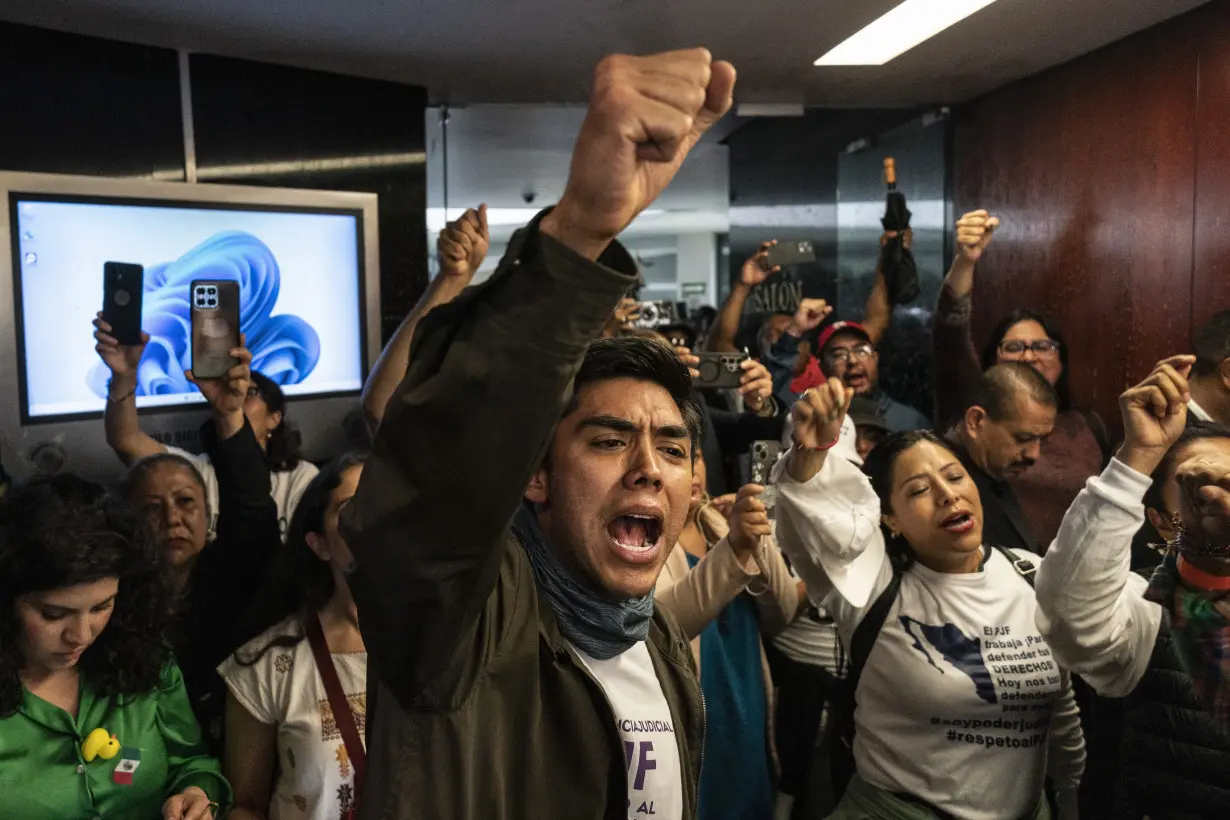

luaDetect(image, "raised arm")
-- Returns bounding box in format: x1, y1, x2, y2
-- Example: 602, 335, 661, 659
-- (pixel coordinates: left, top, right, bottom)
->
772, 379, 889, 616
707, 241, 776, 352
934, 211, 999, 430
656, 485, 797, 638
1034, 356, 1193, 697
361, 206, 489, 433
862, 230, 908, 345
93, 316, 165, 465
339, 49, 737, 704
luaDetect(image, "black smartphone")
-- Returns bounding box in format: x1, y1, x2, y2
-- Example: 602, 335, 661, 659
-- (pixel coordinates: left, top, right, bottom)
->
101, 262, 145, 346
765, 241, 816, 269
693, 351, 748, 390
190, 280, 241, 379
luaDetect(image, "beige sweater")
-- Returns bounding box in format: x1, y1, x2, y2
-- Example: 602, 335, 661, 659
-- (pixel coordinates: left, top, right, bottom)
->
656, 503, 798, 771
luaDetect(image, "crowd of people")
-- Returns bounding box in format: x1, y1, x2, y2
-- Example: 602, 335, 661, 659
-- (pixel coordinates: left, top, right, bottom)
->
3, 47, 1230, 820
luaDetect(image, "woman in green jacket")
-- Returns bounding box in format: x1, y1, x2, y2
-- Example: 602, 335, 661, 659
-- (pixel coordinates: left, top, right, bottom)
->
0, 474, 231, 819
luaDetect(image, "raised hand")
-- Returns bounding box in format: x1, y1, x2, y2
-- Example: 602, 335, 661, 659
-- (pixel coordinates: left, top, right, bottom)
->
728, 484, 772, 558
955, 210, 999, 266
741, 241, 779, 287
93, 312, 148, 379
186, 337, 253, 433
787, 298, 833, 335
1117, 354, 1194, 476
438, 204, 490, 280
542, 49, 737, 259
792, 377, 853, 450
738, 358, 774, 414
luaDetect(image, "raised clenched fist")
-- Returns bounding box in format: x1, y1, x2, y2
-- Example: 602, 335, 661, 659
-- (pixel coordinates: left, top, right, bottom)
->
788, 298, 832, 335
1117, 354, 1194, 476
542, 49, 736, 259
955, 210, 1000, 265
791, 378, 853, 450
438, 205, 490, 280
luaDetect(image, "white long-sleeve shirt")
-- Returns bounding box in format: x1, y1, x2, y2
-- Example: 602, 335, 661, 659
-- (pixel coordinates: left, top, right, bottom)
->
1034, 458, 1163, 697
774, 451, 1085, 820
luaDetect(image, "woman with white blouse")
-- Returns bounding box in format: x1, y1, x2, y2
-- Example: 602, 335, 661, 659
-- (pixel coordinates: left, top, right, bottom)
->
219, 454, 367, 820
773, 378, 1084, 820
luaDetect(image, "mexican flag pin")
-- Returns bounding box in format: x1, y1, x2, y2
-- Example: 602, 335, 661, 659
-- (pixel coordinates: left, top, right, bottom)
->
112, 747, 141, 785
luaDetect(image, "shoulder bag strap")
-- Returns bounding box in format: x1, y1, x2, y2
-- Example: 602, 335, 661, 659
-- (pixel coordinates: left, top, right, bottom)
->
992, 544, 1037, 589
306, 615, 366, 798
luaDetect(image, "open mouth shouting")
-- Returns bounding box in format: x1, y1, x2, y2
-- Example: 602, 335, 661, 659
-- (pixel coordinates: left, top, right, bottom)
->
941, 510, 976, 535
606, 508, 665, 565
843, 368, 870, 392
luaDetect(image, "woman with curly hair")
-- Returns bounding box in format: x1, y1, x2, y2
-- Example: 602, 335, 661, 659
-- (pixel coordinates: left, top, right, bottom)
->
219, 454, 367, 820
0, 475, 231, 820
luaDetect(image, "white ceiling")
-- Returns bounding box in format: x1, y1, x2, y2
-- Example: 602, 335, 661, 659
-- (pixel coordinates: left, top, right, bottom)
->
0, 0, 1209, 105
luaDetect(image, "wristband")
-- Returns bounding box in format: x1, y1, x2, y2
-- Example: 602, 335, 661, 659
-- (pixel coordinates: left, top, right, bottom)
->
793, 434, 841, 453
107, 380, 137, 403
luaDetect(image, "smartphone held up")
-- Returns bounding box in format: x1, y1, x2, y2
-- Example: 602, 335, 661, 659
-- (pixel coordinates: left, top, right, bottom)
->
190, 280, 241, 379
101, 262, 145, 346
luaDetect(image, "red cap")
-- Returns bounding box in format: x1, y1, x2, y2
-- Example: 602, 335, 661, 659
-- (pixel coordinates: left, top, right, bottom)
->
816, 321, 871, 352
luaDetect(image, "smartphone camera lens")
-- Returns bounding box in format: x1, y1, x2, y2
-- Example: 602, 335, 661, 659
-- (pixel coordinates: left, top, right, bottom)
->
206, 286, 217, 295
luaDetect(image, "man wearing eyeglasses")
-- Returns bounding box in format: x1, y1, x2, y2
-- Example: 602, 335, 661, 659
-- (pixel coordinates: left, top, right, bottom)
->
815, 321, 930, 433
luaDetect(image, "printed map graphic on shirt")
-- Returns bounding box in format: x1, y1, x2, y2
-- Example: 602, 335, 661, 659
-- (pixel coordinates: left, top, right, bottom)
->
900, 616, 996, 704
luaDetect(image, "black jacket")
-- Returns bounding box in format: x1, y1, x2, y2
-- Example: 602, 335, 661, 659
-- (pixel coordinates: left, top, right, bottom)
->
178, 418, 281, 751
699, 394, 786, 497
949, 438, 1039, 554
341, 223, 704, 820
1112, 614, 1230, 819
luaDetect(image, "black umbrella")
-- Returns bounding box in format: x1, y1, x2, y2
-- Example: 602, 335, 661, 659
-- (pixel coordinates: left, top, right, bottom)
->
880, 157, 920, 305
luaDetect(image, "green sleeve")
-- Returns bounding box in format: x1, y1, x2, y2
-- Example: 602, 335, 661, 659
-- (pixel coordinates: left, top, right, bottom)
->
156, 663, 233, 813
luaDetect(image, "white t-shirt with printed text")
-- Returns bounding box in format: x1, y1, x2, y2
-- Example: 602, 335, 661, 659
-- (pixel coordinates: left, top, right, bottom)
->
218, 617, 367, 820
167, 446, 318, 541
774, 450, 1084, 820
572, 641, 684, 820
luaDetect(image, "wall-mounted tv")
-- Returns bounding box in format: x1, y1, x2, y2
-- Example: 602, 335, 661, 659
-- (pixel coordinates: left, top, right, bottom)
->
0, 171, 381, 479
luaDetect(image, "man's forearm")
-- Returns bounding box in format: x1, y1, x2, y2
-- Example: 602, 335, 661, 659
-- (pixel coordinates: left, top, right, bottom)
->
943, 256, 976, 298
708, 282, 750, 352
863, 256, 891, 344
361, 274, 472, 432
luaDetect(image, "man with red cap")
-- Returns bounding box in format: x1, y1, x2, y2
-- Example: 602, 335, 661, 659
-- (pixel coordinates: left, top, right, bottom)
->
816, 320, 930, 433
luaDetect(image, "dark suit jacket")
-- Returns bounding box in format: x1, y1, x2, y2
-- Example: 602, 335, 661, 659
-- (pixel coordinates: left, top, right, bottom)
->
949, 438, 1040, 554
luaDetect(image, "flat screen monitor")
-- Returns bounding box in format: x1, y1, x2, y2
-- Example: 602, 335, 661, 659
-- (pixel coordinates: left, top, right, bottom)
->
11, 195, 368, 422
0, 171, 380, 480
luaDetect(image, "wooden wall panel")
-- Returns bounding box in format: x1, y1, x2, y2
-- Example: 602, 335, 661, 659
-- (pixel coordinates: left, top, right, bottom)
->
953, 10, 1206, 435
1192, 1, 1230, 328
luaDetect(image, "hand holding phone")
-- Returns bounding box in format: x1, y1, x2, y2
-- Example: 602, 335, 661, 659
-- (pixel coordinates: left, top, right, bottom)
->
101, 262, 145, 346
190, 280, 241, 380
765, 241, 816, 269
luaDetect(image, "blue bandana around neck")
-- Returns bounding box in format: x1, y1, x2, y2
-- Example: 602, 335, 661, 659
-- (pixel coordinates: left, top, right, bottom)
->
512, 502, 654, 660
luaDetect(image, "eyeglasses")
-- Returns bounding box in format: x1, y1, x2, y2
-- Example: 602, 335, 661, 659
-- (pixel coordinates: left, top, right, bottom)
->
999, 339, 1061, 357
824, 343, 876, 365
246, 385, 262, 400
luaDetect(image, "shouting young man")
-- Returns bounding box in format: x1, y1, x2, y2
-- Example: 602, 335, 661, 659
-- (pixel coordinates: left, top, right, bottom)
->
341, 49, 736, 819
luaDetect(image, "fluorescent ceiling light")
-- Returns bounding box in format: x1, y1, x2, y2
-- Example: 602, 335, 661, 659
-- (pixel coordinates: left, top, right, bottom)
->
815, 0, 1001, 66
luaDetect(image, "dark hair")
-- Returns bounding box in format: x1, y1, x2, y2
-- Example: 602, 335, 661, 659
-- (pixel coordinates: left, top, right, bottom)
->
981, 309, 1072, 411
1193, 309, 1230, 379
250, 371, 304, 472
235, 453, 367, 665
566, 336, 704, 457
1143, 422, 1230, 512
862, 429, 965, 571
970, 362, 1058, 421
0, 475, 176, 715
